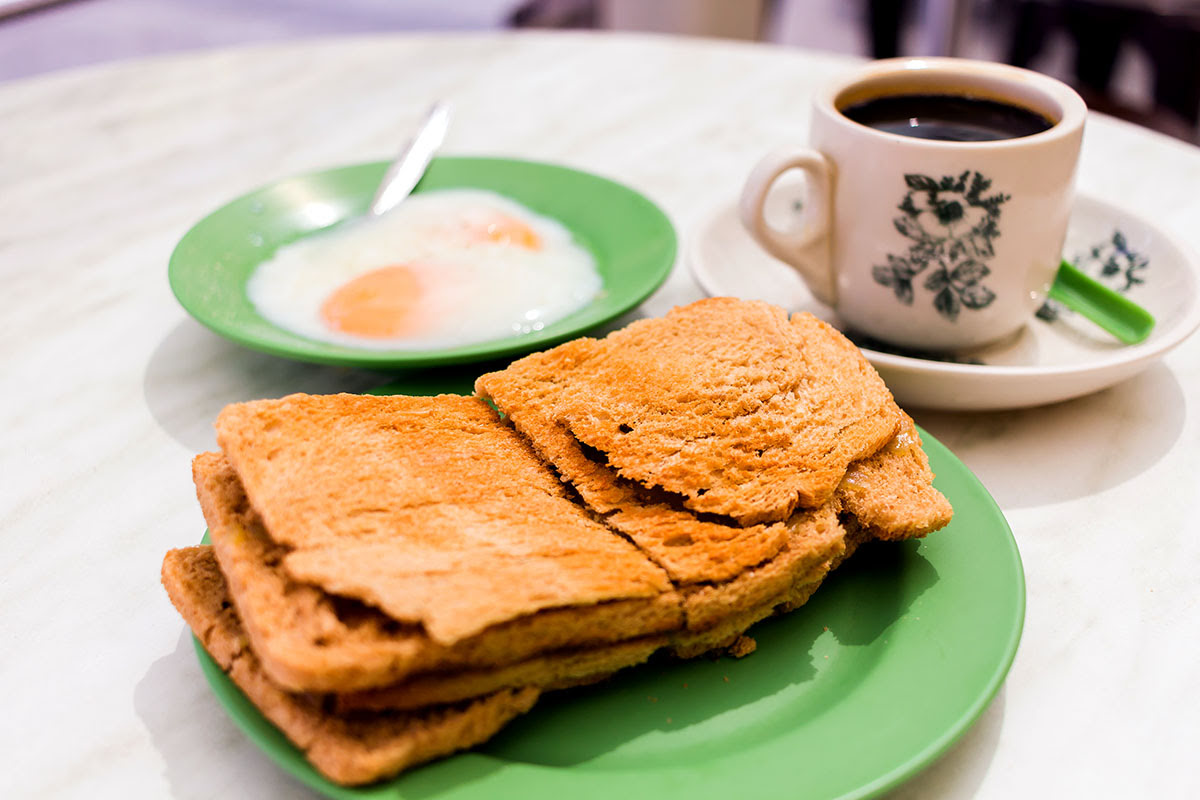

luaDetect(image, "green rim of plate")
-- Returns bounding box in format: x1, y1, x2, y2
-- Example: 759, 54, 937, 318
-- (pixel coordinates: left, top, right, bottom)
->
168, 157, 677, 367
195, 382, 1024, 800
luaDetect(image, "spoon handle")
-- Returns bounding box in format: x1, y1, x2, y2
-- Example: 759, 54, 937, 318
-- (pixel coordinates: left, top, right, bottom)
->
369, 102, 453, 217
1047, 260, 1155, 345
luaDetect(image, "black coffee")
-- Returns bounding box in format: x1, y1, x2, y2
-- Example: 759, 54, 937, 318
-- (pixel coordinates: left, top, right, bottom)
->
841, 94, 1054, 142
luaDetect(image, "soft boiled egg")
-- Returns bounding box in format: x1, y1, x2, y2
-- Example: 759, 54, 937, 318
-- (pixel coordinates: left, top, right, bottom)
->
246, 189, 602, 350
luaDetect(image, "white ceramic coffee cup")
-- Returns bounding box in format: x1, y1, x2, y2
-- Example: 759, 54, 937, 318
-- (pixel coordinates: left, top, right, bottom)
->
740, 57, 1087, 351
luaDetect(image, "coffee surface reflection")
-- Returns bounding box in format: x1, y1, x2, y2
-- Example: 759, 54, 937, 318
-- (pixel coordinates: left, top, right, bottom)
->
841, 94, 1054, 142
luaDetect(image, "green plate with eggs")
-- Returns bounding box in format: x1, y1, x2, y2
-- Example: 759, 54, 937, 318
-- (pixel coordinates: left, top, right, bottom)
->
168, 157, 677, 367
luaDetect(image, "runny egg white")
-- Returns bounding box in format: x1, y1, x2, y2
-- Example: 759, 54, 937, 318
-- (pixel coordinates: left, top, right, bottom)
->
246, 189, 603, 350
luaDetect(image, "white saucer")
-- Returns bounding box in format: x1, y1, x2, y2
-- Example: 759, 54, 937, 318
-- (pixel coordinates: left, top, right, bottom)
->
688, 193, 1200, 411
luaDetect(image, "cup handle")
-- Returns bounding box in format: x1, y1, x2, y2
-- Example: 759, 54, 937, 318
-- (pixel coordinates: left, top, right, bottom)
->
738, 148, 836, 307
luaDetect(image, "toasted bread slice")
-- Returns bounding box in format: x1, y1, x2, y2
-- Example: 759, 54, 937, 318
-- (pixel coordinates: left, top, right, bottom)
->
212, 393, 673, 645
334, 505, 846, 710
836, 414, 954, 540
343, 551, 839, 713
670, 524, 872, 659
680, 503, 846, 631
194, 451, 684, 693
476, 299, 903, 525
474, 382, 944, 597
483, 389, 792, 583
332, 635, 665, 713
160, 546, 541, 787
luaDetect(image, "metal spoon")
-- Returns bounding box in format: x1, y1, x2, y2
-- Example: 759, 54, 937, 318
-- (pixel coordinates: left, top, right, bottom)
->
1048, 260, 1155, 345
368, 101, 453, 217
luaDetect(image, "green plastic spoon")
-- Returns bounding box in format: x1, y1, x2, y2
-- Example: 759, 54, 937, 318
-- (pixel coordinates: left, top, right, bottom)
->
1047, 260, 1156, 344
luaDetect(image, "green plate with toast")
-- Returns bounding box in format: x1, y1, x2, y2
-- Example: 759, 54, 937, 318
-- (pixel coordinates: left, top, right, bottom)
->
169, 157, 676, 368
194, 377, 1025, 800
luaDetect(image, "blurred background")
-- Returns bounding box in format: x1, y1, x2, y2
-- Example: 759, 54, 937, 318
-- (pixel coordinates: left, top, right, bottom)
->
2, 0, 1197, 142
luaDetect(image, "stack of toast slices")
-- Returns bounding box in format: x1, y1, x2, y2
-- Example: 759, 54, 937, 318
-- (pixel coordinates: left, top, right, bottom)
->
161, 298, 954, 786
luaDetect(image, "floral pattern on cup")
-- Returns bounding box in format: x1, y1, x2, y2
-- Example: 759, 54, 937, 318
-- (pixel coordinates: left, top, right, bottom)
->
872, 171, 1010, 322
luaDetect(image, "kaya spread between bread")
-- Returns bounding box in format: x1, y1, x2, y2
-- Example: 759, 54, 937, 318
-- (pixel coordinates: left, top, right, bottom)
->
160, 298, 953, 786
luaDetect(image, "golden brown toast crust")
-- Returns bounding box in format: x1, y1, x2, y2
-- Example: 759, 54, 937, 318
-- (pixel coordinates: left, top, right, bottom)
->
669, 563, 828, 659
212, 393, 673, 645
475, 363, 944, 596
194, 451, 684, 693
161, 543, 830, 721
477, 299, 903, 525
836, 415, 954, 540
331, 507, 849, 710
454, 390, 858, 622
160, 546, 541, 787
671, 524, 875, 660
484, 396, 792, 585
680, 503, 845, 632
332, 636, 665, 713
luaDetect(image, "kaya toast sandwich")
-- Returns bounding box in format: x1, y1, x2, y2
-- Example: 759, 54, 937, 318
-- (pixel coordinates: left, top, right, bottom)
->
164, 407, 945, 724
476, 299, 950, 643
167, 393, 686, 786
183, 439, 837, 709
477, 299, 906, 527
198, 375, 930, 695
163, 298, 952, 786
201, 393, 682, 694
161, 546, 541, 786
188, 452, 674, 709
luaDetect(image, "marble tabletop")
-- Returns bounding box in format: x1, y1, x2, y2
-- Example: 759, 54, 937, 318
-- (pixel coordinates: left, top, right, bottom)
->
2, 30, 1198, 799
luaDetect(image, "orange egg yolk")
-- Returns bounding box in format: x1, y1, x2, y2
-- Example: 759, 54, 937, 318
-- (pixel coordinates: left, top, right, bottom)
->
476, 215, 542, 249
320, 265, 422, 338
